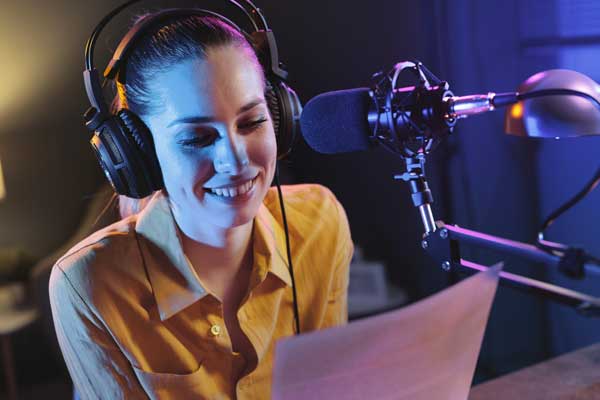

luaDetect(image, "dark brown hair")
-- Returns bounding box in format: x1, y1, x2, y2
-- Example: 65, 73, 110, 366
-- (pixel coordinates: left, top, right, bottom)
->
113, 14, 263, 117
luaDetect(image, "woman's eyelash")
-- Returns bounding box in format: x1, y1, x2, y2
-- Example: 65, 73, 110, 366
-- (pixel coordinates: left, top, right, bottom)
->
178, 118, 268, 147
178, 134, 215, 148
241, 118, 268, 130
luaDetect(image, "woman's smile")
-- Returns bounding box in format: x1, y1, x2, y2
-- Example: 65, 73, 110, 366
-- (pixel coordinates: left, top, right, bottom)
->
202, 174, 259, 204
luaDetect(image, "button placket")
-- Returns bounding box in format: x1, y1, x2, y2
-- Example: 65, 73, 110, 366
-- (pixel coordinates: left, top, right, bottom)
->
207, 302, 227, 348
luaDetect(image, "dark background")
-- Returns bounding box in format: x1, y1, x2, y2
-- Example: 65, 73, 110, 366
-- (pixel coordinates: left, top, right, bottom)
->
1, 0, 600, 396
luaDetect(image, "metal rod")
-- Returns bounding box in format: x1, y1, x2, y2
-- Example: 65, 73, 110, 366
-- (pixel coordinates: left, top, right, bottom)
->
443, 224, 559, 267
418, 204, 436, 234
459, 259, 600, 312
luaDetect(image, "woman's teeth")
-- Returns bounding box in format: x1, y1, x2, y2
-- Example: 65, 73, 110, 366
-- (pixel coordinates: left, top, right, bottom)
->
208, 177, 256, 198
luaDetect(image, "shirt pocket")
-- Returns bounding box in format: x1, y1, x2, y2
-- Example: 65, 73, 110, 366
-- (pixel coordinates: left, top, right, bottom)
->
132, 361, 223, 400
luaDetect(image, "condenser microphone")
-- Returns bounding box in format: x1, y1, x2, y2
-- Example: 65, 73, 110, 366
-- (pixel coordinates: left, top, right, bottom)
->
299, 85, 519, 155
300, 88, 372, 154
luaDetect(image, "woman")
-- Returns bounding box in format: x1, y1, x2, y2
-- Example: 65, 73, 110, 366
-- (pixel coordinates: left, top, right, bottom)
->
49, 7, 353, 400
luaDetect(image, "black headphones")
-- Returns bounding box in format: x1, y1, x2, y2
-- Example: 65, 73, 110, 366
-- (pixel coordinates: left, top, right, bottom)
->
83, 0, 302, 199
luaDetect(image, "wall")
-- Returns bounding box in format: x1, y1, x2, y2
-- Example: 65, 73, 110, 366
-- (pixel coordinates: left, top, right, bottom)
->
0, 0, 112, 258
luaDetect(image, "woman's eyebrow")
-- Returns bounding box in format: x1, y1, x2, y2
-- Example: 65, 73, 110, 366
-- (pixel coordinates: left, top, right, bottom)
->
167, 115, 215, 128
237, 98, 265, 114
167, 98, 266, 128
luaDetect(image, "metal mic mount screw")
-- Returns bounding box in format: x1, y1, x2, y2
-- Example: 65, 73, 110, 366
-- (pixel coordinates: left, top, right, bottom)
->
441, 261, 451, 271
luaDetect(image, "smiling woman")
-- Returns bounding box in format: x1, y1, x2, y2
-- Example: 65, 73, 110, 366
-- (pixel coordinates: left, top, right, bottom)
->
48, 2, 353, 400
146, 48, 277, 239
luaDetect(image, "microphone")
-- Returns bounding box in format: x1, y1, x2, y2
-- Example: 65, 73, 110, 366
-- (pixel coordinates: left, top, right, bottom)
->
300, 62, 519, 156
299, 88, 372, 154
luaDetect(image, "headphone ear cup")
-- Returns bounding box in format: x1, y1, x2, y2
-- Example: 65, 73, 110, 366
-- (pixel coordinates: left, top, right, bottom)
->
116, 109, 164, 195
265, 79, 302, 159
89, 109, 163, 199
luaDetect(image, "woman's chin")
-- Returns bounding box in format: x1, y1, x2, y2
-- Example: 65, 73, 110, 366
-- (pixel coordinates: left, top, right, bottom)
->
196, 196, 260, 228
208, 208, 256, 230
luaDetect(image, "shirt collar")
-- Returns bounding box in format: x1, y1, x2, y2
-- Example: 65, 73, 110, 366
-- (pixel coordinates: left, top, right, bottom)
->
134, 191, 292, 322
253, 202, 293, 288
134, 191, 207, 321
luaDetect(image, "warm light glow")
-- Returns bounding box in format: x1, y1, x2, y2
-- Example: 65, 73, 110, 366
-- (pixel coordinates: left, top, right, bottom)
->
510, 102, 523, 119
0, 2, 95, 127
0, 13, 62, 124
0, 157, 5, 201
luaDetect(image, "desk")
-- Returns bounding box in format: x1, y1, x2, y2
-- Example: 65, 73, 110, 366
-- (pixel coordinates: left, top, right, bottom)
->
470, 343, 600, 399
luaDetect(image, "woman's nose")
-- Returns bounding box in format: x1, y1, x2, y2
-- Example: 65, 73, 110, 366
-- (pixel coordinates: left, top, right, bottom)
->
213, 132, 249, 175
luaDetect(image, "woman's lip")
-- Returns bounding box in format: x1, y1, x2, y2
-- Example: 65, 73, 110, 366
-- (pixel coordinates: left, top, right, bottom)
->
204, 177, 258, 203
203, 174, 258, 190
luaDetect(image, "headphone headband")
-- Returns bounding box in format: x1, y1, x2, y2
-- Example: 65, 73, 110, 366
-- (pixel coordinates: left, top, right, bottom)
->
83, 0, 288, 120
85, 0, 267, 70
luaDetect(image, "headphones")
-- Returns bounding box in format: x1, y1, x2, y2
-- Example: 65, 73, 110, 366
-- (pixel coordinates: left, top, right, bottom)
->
83, 0, 302, 199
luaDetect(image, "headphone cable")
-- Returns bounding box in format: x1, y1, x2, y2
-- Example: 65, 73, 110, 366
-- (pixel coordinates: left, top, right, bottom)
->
274, 164, 300, 335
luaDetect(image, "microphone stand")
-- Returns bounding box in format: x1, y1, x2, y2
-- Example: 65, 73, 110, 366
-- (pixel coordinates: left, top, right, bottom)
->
368, 60, 600, 316
397, 153, 600, 317
395, 155, 437, 234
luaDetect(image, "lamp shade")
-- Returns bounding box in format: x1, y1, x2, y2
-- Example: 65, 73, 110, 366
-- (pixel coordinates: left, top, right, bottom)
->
505, 69, 600, 138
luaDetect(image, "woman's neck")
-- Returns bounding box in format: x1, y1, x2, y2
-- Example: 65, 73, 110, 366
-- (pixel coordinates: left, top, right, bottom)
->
177, 220, 254, 299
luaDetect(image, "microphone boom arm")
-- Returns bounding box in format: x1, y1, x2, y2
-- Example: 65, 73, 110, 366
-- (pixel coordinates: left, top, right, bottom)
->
392, 143, 600, 316
391, 142, 600, 315
423, 221, 600, 316
368, 61, 600, 316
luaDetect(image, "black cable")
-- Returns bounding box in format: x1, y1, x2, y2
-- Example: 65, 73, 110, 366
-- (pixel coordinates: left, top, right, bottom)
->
518, 88, 600, 110
518, 89, 600, 244
538, 164, 600, 242
510, 88, 600, 260
274, 164, 300, 335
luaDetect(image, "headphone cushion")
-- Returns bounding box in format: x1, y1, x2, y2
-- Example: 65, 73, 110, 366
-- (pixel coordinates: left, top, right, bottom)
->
116, 109, 164, 193
265, 79, 302, 159
265, 79, 281, 137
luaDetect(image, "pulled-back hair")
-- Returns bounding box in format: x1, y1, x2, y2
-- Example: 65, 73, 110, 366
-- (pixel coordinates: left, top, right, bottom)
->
112, 13, 265, 218
112, 14, 264, 117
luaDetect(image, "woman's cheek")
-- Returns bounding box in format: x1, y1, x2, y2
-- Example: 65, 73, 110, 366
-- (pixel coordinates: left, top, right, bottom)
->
158, 148, 212, 193
185, 155, 214, 188
256, 127, 277, 163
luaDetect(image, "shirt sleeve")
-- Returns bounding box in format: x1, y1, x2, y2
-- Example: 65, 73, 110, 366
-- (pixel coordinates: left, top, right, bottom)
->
320, 195, 354, 328
49, 265, 148, 400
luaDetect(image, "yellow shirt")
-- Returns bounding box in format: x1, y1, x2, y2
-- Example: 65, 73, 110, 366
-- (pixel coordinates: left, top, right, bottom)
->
49, 184, 353, 400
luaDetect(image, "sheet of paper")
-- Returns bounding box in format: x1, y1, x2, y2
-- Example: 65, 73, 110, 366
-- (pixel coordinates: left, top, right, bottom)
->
272, 263, 502, 400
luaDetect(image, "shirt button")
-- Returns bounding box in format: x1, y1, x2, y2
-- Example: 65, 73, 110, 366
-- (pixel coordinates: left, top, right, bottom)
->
210, 324, 221, 336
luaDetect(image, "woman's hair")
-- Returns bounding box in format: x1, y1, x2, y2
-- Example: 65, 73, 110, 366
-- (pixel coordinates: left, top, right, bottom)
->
113, 13, 265, 218
113, 13, 263, 117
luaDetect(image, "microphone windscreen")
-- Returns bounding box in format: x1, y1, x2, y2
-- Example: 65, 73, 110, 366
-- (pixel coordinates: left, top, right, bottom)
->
300, 88, 372, 154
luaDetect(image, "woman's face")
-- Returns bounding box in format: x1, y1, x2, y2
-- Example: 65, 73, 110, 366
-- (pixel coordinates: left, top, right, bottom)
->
144, 44, 277, 238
